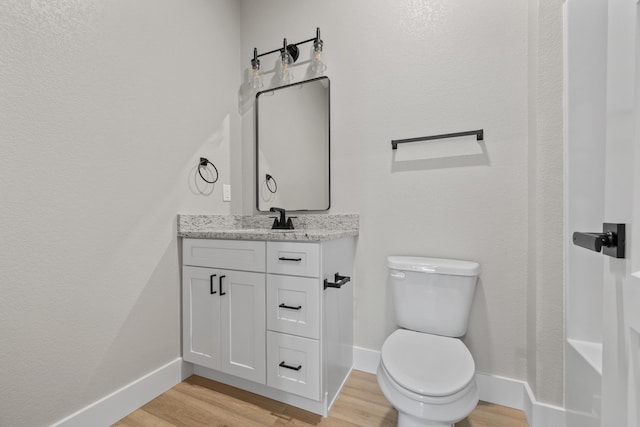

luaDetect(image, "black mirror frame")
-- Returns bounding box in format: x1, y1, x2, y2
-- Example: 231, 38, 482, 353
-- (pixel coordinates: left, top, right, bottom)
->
255, 76, 331, 212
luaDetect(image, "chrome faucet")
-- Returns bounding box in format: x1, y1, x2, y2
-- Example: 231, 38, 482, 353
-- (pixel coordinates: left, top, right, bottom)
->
269, 207, 295, 230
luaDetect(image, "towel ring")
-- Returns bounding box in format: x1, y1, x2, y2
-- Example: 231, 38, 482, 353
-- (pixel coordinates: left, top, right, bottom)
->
266, 174, 278, 193
198, 157, 218, 184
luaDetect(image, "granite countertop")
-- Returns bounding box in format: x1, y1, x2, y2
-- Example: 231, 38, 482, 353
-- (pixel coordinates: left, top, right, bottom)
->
177, 214, 358, 242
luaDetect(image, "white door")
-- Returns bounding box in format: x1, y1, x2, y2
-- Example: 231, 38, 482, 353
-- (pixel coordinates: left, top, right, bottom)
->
566, 1, 640, 426
219, 269, 266, 384
182, 266, 221, 370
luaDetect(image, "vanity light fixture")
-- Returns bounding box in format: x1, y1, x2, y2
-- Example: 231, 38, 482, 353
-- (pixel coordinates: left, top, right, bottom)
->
249, 27, 325, 86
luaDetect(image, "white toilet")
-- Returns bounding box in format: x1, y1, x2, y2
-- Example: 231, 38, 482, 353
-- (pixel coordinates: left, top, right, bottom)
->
377, 256, 480, 427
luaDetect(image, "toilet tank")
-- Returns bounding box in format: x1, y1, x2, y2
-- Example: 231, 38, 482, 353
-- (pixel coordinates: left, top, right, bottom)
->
387, 256, 480, 337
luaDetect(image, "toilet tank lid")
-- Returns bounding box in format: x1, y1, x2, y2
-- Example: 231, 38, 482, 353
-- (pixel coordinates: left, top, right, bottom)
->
387, 256, 480, 276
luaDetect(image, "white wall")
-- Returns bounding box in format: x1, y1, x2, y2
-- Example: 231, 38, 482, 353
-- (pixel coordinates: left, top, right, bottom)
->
0, 1, 240, 426
240, 0, 563, 405
527, 0, 564, 406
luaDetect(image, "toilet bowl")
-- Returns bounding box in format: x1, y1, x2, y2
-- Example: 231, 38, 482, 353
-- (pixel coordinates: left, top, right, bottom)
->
377, 256, 480, 427
377, 329, 478, 427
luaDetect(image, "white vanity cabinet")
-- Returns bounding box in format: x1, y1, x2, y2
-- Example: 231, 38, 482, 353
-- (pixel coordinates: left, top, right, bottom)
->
181, 236, 355, 416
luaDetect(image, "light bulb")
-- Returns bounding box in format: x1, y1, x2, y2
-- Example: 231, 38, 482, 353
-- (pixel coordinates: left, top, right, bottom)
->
279, 51, 293, 84
249, 48, 263, 89
311, 46, 327, 75
311, 28, 326, 76
250, 66, 262, 89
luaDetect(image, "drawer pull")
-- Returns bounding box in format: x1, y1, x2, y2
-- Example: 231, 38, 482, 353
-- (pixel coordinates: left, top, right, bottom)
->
279, 361, 302, 371
209, 274, 217, 295
279, 303, 302, 310
324, 273, 351, 290
278, 257, 302, 262
219, 275, 226, 296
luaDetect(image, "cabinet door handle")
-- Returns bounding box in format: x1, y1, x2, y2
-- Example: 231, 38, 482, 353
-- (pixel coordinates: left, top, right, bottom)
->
209, 274, 217, 295
278, 257, 302, 262
279, 361, 302, 371
278, 303, 302, 310
219, 275, 226, 296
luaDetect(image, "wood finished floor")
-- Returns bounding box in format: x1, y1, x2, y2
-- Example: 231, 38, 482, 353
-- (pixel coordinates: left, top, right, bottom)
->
114, 370, 529, 427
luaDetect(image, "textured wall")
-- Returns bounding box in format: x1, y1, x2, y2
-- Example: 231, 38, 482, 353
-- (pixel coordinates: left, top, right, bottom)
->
239, 0, 535, 390
0, 1, 240, 425
526, 0, 564, 406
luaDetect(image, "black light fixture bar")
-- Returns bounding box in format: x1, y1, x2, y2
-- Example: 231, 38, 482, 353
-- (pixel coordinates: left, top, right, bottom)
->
252, 28, 322, 62
255, 37, 317, 59
391, 129, 484, 150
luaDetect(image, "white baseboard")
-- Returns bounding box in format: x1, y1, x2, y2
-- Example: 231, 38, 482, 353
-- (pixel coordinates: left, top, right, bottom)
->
475, 372, 528, 410
50, 358, 191, 427
353, 346, 566, 427
522, 381, 567, 427
352, 345, 381, 374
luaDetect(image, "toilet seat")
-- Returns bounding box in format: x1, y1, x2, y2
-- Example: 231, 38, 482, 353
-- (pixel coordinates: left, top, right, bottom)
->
381, 329, 475, 397
377, 361, 479, 426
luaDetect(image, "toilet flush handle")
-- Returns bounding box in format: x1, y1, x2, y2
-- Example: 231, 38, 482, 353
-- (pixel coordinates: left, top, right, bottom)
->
389, 271, 405, 280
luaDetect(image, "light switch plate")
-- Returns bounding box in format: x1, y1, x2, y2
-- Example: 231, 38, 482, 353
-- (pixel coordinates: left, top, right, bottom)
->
223, 184, 231, 202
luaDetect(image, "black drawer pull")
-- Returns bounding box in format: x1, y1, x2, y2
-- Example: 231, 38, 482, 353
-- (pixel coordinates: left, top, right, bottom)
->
279, 257, 302, 262
324, 273, 351, 290
209, 274, 217, 295
219, 275, 226, 296
279, 303, 302, 310
279, 361, 302, 371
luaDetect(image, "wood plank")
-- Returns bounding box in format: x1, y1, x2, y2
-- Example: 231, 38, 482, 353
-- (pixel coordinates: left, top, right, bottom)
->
141, 389, 268, 427
273, 405, 359, 427
114, 370, 529, 427
329, 393, 398, 426
456, 401, 528, 427
112, 409, 176, 427
338, 370, 396, 407
177, 375, 286, 423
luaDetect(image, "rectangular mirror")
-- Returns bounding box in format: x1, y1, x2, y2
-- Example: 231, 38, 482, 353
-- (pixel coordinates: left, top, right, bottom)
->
256, 77, 330, 212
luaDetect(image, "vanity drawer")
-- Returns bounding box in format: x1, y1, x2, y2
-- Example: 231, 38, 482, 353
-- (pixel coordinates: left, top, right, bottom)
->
267, 275, 320, 339
267, 242, 319, 277
266, 331, 320, 401
183, 239, 266, 272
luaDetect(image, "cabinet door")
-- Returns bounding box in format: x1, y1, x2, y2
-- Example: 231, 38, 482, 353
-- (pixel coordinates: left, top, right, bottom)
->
182, 266, 221, 370
219, 270, 266, 384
